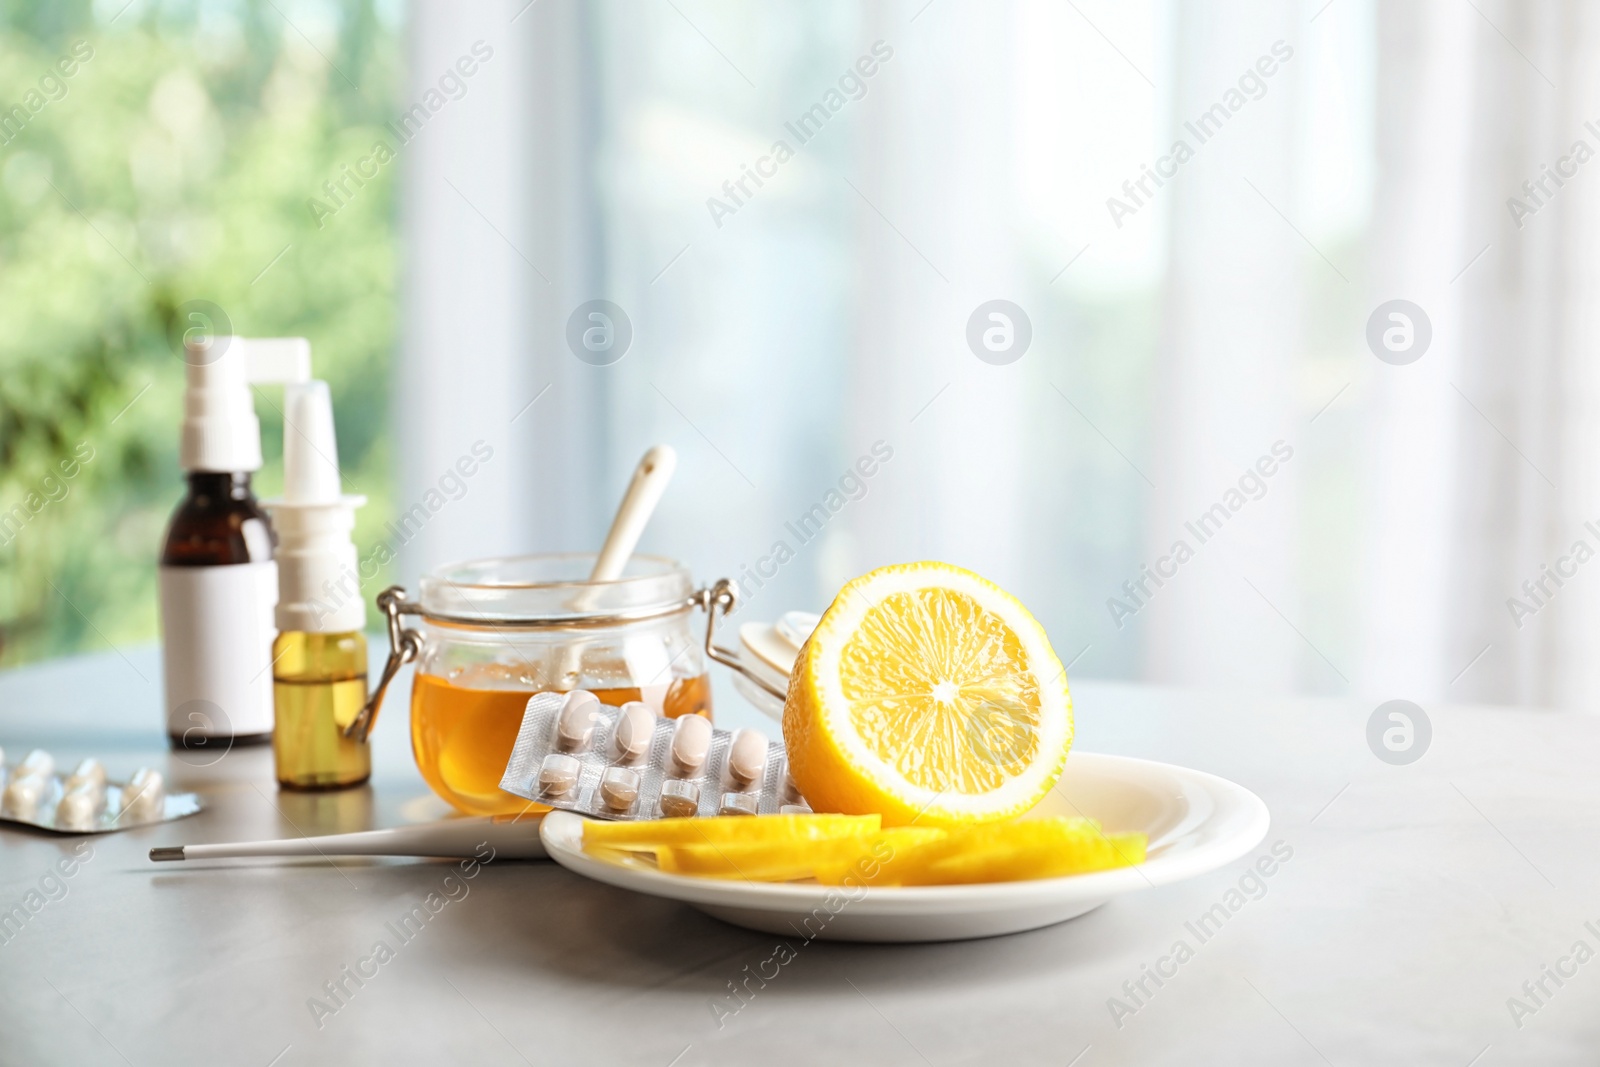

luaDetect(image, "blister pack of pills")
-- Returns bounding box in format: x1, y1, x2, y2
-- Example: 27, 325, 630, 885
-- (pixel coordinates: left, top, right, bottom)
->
0, 748, 203, 834
500, 691, 811, 820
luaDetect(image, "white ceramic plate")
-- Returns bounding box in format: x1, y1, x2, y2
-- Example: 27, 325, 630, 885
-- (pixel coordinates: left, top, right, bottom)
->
539, 752, 1269, 942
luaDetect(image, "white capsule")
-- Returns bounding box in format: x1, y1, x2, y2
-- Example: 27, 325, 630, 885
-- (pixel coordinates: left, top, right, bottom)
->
56, 781, 106, 831
66, 758, 107, 793
612, 701, 656, 764
2, 775, 45, 820
599, 767, 641, 812
17, 749, 54, 780
669, 714, 712, 777
719, 791, 759, 817
727, 729, 769, 786
658, 778, 700, 818
538, 753, 581, 797
555, 691, 601, 752
120, 767, 164, 821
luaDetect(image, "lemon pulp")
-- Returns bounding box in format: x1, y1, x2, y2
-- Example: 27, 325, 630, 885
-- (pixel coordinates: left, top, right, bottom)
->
784, 562, 1073, 827
840, 587, 1042, 794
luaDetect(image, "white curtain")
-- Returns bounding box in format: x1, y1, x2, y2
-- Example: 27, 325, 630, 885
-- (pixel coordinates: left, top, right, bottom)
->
397, 0, 538, 580
398, 0, 1600, 713
1142, 1, 1304, 693
398, 0, 609, 582
849, 4, 1029, 587
1360, 0, 1600, 711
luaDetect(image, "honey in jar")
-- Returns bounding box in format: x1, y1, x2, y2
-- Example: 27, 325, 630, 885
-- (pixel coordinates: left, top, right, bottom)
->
411, 671, 711, 816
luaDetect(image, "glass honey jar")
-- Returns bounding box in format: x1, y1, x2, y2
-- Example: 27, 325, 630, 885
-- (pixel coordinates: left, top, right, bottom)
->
346, 554, 779, 816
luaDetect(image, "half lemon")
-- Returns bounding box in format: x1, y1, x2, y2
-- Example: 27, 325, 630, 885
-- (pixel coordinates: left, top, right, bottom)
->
782, 562, 1073, 827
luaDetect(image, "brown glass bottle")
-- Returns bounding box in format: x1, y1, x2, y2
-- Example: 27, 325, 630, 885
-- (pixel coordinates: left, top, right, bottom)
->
160, 472, 278, 749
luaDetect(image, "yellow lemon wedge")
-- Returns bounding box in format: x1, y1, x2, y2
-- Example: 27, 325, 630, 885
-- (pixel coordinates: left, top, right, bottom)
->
871, 818, 1146, 886
658, 827, 948, 883
581, 813, 880, 852
578, 815, 1145, 887
783, 562, 1073, 828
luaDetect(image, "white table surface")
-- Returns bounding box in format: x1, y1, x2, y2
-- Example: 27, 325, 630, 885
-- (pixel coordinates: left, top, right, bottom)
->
0, 645, 1595, 1066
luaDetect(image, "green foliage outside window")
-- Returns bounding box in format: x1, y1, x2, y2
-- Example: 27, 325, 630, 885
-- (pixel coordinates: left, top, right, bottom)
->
0, 0, 400, 665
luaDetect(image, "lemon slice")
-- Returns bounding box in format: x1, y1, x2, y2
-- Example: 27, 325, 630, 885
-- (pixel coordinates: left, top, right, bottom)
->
637, 821, 1142, 886
783, 562, 1073, 827
582, 813, 879, 851
878, 819, 1146, 886
658, 827, 947, 882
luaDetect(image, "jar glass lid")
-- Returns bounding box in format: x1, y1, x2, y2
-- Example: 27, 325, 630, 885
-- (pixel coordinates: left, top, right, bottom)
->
417, 552, 695, 626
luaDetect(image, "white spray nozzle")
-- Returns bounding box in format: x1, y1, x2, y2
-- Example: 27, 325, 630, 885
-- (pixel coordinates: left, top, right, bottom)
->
179, 336, 312, 472
263, 379, 366, 634
282, 381, 343, 505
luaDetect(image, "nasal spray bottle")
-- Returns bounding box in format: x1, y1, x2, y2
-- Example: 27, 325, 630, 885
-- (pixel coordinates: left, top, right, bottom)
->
264, 380, 370, 790
160, 337, 310, 749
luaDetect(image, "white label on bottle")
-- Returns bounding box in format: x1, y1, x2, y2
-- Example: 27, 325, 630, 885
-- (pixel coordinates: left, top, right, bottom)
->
159, 562, 279, 738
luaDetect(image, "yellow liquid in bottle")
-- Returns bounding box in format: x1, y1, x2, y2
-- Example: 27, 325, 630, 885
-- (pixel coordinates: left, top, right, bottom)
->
273, 631, 371, 791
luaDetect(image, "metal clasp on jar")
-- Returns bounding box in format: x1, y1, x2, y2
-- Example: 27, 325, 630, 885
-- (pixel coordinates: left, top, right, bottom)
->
344, 578, 786, 743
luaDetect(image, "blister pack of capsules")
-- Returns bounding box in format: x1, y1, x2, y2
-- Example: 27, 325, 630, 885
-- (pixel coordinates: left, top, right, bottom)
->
0, 748, 203, 834
500, 691, 811, 820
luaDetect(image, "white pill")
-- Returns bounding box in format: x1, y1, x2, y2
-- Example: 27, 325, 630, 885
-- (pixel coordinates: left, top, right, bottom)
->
2, 775, 45, 820
669, 714, 712, 776
719, 791, 759, 817
17, 749, 54, 780
780, 803, 813, 815
599, 767, 641, 812
658, 778, 700, 818
66, 758, 107, 793
56, 782, 106, 831
781, 767, 804, 803
612, 701, 657, 764
727, 729, 768, 786
555, 691, 601, 752
538, 753, 581, 797
121, 767, 164, 821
